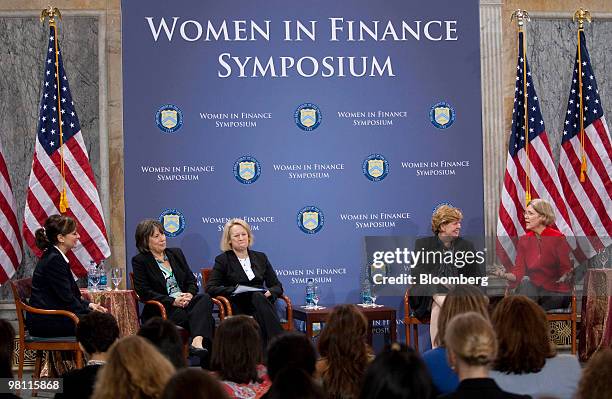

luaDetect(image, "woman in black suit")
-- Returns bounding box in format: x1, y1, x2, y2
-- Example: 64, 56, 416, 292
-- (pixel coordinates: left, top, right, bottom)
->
132, 219, 214, 353
206, 218, 283, 346
28, 215, 107, 337
409, 205, 483, 347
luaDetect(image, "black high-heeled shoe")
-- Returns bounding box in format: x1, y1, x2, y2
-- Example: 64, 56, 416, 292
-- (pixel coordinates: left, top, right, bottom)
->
189, 346, 210, 369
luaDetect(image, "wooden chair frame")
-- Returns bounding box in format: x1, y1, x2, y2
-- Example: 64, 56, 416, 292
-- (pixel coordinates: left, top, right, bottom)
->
10, 278, 83, 381
403, 287, 429, 352
201, 268, 293, 330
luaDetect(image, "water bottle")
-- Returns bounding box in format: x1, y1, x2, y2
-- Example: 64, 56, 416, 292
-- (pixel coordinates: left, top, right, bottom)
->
361, 278, 372, 305
305, 278, 315, 306
98, 260, 108, 291
87, 260, 96, 290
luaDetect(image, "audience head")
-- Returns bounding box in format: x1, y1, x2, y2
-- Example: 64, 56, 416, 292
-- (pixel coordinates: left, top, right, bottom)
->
318, 304, 369, 399
92, 335, 175, 399
161, 368, 230, 399
264, 368, 327, 399
138, 317, 186, 369
0, 319, 15, 378
211, 315, 262, 384
431, 205, 463, 235
220, 218, 254, 251
134, 219, 165, 254
360, 343, 434, 399
76, 312, 119, 357
577, 348, 612, 399
445, 312, 497, 374
492, 295, 555, 374
435, 284, 489, 346
266, 332, 317, 381
34, 214, 77, 250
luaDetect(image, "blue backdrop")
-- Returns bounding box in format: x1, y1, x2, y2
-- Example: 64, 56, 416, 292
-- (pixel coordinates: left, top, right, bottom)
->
122, 0, 484, 309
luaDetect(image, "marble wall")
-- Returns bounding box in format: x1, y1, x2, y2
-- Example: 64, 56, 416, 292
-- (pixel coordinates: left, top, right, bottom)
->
0, 16, 100, 297
0, 0, 122, 301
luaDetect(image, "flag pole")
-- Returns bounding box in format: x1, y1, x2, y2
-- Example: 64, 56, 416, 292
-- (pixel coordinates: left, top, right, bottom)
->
511, 9, 531, 205
573, 8, 592, 183
40, 5, 69, 213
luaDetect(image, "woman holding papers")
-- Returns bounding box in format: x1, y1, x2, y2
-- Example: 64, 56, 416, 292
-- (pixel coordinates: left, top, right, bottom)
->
132, 219, 214, 358
206, 218, 283, 346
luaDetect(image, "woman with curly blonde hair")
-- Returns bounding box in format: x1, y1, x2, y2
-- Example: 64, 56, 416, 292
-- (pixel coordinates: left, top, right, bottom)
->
91, 335, 175, 399
317, 304, 371, 399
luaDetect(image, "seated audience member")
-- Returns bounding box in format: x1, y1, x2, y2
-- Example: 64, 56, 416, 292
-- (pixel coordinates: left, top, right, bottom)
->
138, 316, 186, 369
422, 285, 489, 395
317, 304, 372, 399
577, 348, 612, 399
0, 319, 19, 399
211, 315, 271, 398
360, 343, 434, 399
91, 335, 175, 399
161, 368, 230, 399
132, 219, 214, 357
263, 332, 324, 399
441, 312, 530, 399
490, 295, 581, 399
55, 312, 120, 399
264, 368, 326, 399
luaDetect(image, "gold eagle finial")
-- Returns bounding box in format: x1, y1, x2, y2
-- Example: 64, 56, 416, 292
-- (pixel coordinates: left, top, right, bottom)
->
510, 9, 530, 28
573, 8, 592, 29
40, 5, 62, 24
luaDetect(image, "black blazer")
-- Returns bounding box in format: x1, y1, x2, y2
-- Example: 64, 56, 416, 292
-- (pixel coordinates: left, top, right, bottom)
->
439, 378, 531, 399
132, 247, 198, 316
409, 236, 482, 320
206, 249, 283, 299
28, 247, 90, 318
55, 364, 102, 399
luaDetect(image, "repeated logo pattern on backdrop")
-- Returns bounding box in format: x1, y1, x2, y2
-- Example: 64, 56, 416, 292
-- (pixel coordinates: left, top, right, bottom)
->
123, 0, 485, 303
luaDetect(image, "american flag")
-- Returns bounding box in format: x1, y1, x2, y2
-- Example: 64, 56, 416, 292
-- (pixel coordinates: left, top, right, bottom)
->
496, 31, 578, 269
23, 26, 110, 276
557, 30, 611, 258
0, 139, 23, 284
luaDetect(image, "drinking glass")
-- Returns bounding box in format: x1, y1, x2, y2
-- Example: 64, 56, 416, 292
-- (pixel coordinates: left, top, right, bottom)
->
370, 292, 378, 307
111, 267, 123, 291
313, 286, 320, 309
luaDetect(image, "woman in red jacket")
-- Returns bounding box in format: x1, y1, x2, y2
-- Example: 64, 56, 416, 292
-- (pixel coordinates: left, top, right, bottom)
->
493, 199, 572, 310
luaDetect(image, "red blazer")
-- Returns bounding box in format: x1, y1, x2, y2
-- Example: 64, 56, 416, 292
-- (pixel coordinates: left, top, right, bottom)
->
510, 227, 571, 293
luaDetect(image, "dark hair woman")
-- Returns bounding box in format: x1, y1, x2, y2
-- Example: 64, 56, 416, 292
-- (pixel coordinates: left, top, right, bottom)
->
490, 296, 581, 399
211, 315, 271, 398
360, 343, 434, 399
132, 219, 214, 361
28, 214, 107, 337
161, 368, 230, 399
264, 332, 324, 399
317, 304, 372, 399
